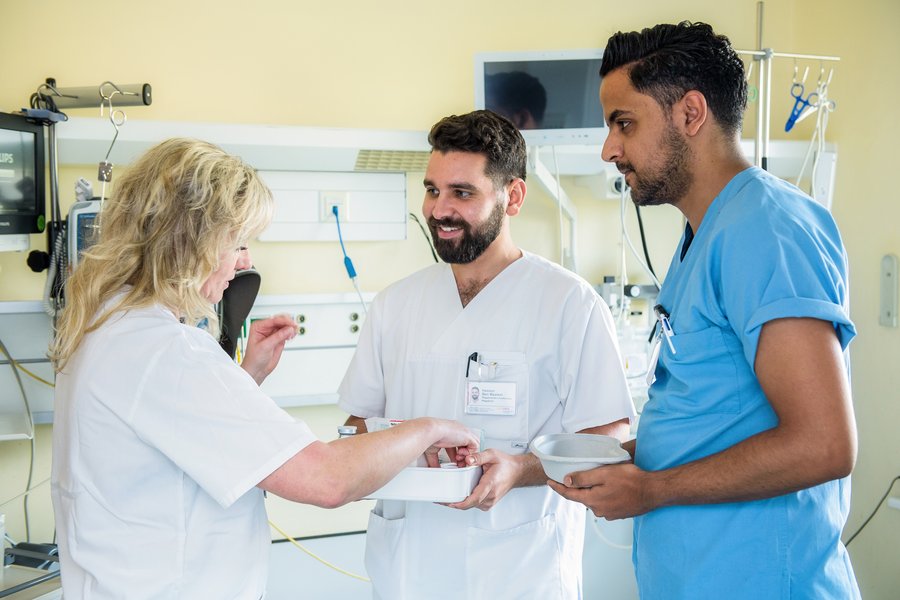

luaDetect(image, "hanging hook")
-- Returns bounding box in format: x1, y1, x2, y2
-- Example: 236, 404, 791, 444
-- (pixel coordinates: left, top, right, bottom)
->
99, 82, 127, 163
794, 65, 836, 128
99, 81, 137, 117
792, 62, 810, 86
32, 82, 73, 112
824, 67, 834, 89
97, 81, 133, 203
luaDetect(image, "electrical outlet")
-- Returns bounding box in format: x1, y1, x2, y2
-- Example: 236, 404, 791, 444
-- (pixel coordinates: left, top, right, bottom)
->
607, 173, 627, 198
320, 191, 350, 222
880, 254, 898, 328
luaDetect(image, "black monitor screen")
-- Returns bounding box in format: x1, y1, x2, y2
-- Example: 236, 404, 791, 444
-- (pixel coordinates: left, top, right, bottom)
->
483, 58, 604, 131
0, 112, 45, 235
475, 51, 606, 146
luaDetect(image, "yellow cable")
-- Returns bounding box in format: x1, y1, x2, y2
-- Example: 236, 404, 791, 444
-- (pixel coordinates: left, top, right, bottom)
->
0, 477, 51, 508
268, 520, 370, 583
14, 362, 55, 388
0, 347, 55, 388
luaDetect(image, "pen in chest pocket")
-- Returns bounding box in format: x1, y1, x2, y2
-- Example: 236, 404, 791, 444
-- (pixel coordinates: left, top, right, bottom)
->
465, 352, 497, 379
653, 304, 677, 355
466, 352, 478, 377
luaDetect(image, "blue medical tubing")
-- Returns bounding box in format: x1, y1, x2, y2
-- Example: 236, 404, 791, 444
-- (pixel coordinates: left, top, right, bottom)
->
332, 205, 357, 279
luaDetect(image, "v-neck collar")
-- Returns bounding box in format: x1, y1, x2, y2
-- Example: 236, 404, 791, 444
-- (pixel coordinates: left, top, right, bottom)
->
446, 250, 527, 311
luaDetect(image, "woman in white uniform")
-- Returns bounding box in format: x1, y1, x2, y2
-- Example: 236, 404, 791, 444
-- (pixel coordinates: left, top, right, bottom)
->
49, 138, 478, 600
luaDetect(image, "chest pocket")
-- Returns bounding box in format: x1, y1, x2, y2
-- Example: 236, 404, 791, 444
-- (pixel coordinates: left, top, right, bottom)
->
462, 351, 530, 453
657, 326, 744, 415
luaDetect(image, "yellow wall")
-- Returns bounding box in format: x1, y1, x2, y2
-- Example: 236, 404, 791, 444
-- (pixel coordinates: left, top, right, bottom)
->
1, 0, 898, 596
791, 1, 900, 598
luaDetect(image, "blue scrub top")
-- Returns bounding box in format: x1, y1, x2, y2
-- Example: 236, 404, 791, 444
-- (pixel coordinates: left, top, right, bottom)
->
634, 167, 860, 599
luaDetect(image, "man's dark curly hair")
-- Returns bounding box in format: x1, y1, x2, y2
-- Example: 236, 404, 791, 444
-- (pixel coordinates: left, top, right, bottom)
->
600, 21, 748, 135
427, 110, 527, 188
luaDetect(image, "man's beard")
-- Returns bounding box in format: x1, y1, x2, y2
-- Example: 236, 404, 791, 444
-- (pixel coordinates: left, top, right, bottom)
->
428, 198, 506, 264
619, 123, 693, 207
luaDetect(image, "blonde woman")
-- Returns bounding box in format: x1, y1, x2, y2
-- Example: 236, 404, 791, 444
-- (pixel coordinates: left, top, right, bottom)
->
49, 138, 478, 600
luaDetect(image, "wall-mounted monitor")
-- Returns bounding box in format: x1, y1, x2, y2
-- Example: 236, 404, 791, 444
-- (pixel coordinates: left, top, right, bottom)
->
0, 112, 46, 235
474, 49, 605, 147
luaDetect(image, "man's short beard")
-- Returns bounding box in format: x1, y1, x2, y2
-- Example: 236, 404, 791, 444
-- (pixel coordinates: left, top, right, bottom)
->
429, 198, 506, 264
627, 123, 693, 207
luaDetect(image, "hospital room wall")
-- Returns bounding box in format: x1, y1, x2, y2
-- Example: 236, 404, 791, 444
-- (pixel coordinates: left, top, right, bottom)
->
791, 1, 900, 598
0, 0, 897, 594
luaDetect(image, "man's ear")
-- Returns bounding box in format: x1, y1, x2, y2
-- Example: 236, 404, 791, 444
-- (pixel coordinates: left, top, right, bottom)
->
675, 90, 708, 137
506, 179, 526, 216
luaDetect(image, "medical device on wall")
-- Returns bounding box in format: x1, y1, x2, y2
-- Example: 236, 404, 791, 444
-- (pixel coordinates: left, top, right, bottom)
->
67, 197, 101, 270
597, 277, 657, 416
19, 78, 151, 318
0, 112, 46, 252
474, 49, 605, 147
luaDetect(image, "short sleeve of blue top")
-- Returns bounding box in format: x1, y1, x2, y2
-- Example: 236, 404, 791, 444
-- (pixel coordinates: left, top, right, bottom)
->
634, 167, 860, 600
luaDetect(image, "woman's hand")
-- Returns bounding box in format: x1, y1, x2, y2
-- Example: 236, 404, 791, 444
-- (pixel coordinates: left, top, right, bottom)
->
421, 418, 480, 467
240, 314, 297, 385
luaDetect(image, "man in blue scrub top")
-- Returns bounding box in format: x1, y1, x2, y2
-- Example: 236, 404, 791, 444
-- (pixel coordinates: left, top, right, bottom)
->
550, 21, 861, 599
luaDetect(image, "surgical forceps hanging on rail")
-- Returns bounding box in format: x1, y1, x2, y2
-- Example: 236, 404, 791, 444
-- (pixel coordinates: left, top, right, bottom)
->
794, 66, 835, 127
785, 65, 818, 132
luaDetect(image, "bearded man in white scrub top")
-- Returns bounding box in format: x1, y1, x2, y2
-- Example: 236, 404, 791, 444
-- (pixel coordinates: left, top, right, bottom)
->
338, 110, 636, 600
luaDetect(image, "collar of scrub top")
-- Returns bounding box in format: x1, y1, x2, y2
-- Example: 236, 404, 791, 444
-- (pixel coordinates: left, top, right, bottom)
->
680, 222, 695, 261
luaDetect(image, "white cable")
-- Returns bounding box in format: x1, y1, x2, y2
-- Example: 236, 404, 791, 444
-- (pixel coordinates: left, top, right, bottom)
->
551, 146, 565, 266
618, 215, 628, 320
0, 477, 51, 509
351, 277, 368, 317
590, 515, 633, 551
794, 128, 818, 188
619, 185, 662, 292
794, 77, 834, 200
810, 104, 831, 202
0, 338, 37, 542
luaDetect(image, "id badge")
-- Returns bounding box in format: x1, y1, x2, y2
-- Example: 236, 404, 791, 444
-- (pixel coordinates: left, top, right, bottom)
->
465, 381, 517, 416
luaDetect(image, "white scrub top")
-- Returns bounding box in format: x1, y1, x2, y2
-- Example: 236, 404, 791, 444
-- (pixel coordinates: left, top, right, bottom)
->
339, 251, 635, 600
51, 300, 316, 600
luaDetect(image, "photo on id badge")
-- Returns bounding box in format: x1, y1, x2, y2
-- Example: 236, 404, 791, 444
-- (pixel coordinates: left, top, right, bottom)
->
465, 354, 516, 416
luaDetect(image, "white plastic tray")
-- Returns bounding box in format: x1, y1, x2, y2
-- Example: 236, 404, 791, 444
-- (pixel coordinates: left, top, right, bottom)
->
365, 464, 482, 502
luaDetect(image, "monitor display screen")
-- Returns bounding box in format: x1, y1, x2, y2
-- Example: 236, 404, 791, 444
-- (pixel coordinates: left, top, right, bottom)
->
0, 112, 45, 235
475, 50, 605, 146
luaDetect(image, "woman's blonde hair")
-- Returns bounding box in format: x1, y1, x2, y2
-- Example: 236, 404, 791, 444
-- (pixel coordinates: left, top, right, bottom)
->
50, 138, 273, 371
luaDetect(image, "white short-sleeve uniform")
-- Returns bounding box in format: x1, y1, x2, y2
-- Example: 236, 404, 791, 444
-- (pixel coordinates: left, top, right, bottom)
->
339, 251, 635, 600
51, 301, 316, 600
